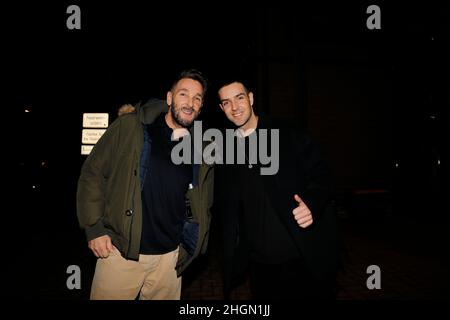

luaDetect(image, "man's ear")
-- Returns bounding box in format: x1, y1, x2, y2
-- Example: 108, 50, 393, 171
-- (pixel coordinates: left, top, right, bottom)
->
219, 104, 224, 112
167, 91, 173, 107
249, 92, 254, 106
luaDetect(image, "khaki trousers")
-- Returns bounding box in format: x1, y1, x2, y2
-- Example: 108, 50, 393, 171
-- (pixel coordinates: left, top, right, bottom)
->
90, 247, 181, 300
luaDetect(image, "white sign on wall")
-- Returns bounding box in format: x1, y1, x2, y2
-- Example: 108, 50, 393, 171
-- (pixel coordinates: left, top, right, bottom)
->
81, 145, 94, 155
83, 113, 109, 128
81, 113, 109, 155
82, 129, 106, 144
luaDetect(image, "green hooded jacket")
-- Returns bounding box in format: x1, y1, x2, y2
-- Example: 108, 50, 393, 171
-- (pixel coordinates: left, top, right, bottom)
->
77, 100, 214, 275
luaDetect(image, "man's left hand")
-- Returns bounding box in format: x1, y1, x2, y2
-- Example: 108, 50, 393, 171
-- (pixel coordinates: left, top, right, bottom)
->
293, 194, 313, 228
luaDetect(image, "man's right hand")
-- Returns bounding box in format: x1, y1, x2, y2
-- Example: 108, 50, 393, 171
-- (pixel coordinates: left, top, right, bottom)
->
88, 235, 114, 258
118, 104, 136, 116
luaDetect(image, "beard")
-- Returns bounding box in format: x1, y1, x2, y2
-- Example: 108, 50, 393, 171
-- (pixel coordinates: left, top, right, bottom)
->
170, 102, 198, 128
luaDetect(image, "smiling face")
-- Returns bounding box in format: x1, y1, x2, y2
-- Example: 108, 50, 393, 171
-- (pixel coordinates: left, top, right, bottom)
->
219, 81, 257, 131
166, 78, 204, 128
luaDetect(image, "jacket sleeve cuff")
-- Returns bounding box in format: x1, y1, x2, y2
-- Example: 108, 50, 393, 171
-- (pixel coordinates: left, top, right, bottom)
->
85, 220, 108, 241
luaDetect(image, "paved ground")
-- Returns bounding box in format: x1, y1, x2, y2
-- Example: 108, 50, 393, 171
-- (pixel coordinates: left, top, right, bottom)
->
3, 195, 449, 300
181, 213, 450, 300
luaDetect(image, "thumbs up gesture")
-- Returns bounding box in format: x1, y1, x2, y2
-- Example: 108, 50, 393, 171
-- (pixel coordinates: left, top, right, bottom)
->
293, 194, 313, 228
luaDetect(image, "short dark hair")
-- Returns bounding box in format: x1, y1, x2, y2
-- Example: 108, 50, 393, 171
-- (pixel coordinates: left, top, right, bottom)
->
214, 62, 257, 92
215, 68, 254, 96
171, 69, 208, 95
218, 79, 250, 93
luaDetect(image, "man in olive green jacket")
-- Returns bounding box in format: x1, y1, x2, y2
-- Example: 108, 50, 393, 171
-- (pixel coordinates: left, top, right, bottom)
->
77, 70, 214, 300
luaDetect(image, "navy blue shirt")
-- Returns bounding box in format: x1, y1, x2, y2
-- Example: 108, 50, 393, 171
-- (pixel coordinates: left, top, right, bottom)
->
140, 114, 192, 254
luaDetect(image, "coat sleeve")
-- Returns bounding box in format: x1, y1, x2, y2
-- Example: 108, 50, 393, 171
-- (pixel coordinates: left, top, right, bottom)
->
76, 118, 121, 241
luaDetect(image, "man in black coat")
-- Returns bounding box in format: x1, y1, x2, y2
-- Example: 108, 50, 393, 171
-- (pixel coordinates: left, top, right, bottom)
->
215, 79, 340, 299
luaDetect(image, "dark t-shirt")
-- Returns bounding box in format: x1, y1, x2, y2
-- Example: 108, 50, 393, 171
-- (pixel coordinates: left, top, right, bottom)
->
140, 114, 192, 254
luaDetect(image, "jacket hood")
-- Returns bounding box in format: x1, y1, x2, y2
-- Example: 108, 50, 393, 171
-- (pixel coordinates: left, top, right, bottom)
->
135, 99, 169, 125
